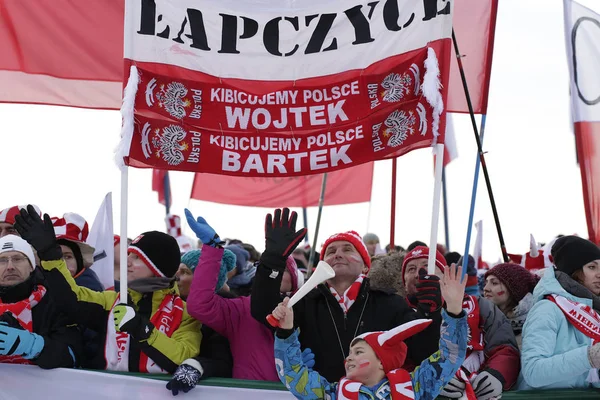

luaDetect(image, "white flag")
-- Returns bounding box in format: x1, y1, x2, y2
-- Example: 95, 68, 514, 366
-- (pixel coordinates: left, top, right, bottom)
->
88, 193, 115, 290
473, 220, 483, 270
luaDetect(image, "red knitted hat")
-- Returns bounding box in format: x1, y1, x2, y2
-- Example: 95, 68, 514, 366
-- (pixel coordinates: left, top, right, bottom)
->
352, 319, 432, 373
320, 231, 371, 269
401, 246, 446, 284
485, 263, 539, 304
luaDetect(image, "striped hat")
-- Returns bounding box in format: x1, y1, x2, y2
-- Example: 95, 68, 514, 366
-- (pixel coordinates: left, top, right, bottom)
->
52, 213, 95, 267
320, 230, 371, 269
0, 205, 42, 225
129, 231, 180, 278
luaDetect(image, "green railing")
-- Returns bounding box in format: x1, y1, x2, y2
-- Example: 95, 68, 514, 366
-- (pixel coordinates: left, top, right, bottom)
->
106, 371, 600, 399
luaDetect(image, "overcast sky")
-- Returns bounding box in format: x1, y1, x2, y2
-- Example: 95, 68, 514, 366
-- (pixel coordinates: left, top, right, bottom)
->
2, 0, 597, 262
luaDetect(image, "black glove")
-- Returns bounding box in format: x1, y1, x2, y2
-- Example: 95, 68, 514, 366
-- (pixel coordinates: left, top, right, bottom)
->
166, 359, 203, 396
113, 304, 154, 343
13, 205, 62, 261
415, 268, 442, 314
261, 208, 307, 267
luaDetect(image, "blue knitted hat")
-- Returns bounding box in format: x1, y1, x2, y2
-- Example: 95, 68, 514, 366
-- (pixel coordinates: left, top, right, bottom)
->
180, 248, 236, 292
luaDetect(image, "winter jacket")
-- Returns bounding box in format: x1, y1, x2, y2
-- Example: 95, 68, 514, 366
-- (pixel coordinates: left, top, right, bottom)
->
0, 268, 83, 369
194, 324, 233, 379
186, 245, 278, 381
518, 270, 600, 390
505, 292, 535, 349
251, 259, 442, 383
275, 309, 468, 400
40, 259, 201, 373
473, 296, 520, 389
74, 267, 104, 292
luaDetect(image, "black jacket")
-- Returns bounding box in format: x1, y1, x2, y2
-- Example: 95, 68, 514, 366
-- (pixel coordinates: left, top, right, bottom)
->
0, 268, 83, 369
251, 261, 442, 382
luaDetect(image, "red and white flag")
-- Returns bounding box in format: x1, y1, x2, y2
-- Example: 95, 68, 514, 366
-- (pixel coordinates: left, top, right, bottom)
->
151, 169, 171, 206
447, 0, 498, 114
191, 162, 373, 208
120, 0, 453, 177
564, 0, 600, 244
0, 0, 123, 109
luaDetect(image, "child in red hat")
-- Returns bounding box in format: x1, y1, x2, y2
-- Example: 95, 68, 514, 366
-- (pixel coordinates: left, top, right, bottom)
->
272, 264, 468, 400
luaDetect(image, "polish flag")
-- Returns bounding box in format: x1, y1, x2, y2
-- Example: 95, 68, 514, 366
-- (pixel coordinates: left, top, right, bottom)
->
564, 0, 600, 244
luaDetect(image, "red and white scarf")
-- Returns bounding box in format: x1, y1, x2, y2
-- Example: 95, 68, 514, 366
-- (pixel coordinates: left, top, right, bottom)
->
338, 369, 414, 399
454, 295, 485, 400
0, 285, 47, 365
329, 274, 366, 314
104, 293, 184, 373
546, 293, 600, 382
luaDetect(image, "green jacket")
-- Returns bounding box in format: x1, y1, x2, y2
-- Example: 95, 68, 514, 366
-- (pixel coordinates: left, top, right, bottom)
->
41, 259, 201, 373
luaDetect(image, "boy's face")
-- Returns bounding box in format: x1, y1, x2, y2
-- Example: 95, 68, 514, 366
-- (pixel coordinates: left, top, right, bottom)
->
345, 340, 383, 381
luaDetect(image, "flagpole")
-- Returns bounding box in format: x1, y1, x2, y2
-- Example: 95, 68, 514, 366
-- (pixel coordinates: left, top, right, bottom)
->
452, 30, 509, 263
119, 167, 128, 299
302, 207, 309, 243
442, 166, 450, 250
463, 115, 486, 266
307, 173, 327, 278
427, 144, 445, 275
390, 158, 397, 249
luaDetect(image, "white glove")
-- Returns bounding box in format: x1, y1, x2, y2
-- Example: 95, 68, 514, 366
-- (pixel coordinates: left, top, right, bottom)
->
439, 376, 465, 398
472, 370, 503, 400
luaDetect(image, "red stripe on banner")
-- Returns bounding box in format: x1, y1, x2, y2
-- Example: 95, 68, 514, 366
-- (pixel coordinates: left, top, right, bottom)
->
447, 0, 498, 114
575, 122, 600, 245
0, 0, 124, 109
190, 162, 373, 208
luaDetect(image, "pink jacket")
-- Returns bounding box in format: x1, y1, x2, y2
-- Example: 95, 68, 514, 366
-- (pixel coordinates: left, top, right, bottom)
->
186, 245, 278, 381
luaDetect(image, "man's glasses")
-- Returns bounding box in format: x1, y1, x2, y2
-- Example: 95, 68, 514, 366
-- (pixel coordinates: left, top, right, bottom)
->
0, 256, 29, 267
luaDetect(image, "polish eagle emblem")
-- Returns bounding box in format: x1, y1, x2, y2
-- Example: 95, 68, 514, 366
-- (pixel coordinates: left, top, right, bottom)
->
151, 125, 188, 166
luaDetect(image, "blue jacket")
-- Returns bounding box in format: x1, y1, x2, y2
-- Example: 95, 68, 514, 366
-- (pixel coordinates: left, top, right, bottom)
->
274, 309, 467, 400
518, 270, 600, 390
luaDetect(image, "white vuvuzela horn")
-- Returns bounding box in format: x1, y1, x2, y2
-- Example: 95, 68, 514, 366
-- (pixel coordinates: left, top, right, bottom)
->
267, 261, 335, 327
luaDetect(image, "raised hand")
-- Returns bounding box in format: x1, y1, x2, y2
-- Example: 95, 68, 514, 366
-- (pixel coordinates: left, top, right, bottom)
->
271, 297, 294, 330
263, 208, 306, 262
13, 205, 62, 261
440, 263, 467, 315
184, 209, 223, 247
415, 268, 443, 314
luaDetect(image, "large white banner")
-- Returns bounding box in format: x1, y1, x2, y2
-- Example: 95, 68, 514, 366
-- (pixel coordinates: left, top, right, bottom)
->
0, 364, 294, 399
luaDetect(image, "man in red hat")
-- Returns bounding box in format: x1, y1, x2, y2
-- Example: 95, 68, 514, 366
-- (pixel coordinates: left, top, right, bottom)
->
271, 263, 469, 400
401, 246, 520, 400
251, 208, 444, 383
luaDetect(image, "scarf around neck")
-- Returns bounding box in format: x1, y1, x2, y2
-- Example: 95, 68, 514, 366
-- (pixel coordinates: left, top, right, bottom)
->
329, 274, 366, 314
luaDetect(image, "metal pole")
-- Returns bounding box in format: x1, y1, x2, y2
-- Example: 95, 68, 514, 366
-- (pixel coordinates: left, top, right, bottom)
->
302, 207, 309, 243
307, 173, 328, 278
119, 167, 129, 300
390, 158, 397, 249
442, 166, 450, 251
453, 29, 509, 262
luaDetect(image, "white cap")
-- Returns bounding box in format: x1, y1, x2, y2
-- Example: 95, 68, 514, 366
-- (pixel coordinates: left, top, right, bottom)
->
0, 235, 36, 269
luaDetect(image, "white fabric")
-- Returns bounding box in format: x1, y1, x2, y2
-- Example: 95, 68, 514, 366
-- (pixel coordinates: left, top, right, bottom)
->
564, 0, 600, 122
0, 363, 295, 399
88, 193, 115, 290
124, 0, 452, 80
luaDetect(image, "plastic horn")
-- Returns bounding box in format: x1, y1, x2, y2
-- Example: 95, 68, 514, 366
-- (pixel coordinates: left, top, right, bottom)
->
267, 260, 335, 327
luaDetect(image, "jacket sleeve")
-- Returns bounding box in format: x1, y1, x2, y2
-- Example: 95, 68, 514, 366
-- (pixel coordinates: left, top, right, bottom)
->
401, 298, 443, 366
479, 297, 520, 389
520, 299, 593, 388
138, 306, 202, 373
193, 325, 233, 379
41, 260, 115, 332
250, 258, 287, 328
412, 310, 468, 400
186, 245, 243, 338
274, 329, 335, 399
34, 304, 84, 369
